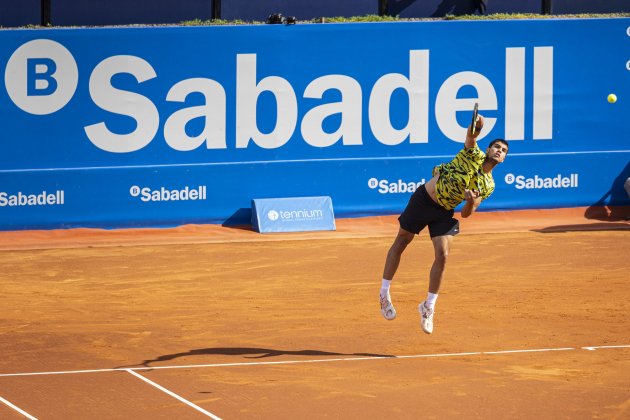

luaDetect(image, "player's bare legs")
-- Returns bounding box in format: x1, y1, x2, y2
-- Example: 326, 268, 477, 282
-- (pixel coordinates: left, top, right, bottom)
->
380, 228, 415, 320
383, 228, 415, 280
428, 234, 453, 294
420, 234, 453, 334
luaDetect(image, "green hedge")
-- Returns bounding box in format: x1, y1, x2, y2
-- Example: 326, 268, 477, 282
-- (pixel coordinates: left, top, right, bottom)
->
6, 12, 629, 29
179, 13, 630, 26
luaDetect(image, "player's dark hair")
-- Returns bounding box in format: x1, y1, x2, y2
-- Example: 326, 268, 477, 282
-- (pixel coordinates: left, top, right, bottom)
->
489, 138, 508, 151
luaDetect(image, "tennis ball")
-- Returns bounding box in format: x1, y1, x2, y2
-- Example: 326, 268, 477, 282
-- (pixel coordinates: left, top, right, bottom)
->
607, 93, 617, 103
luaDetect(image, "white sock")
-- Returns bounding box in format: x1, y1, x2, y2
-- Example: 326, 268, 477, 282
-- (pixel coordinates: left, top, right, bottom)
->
380, 279, 392, 297
425, 292, 438, 309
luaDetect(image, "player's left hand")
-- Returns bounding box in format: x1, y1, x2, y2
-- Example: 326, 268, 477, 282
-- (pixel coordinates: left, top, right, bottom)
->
464, 189, 480, 202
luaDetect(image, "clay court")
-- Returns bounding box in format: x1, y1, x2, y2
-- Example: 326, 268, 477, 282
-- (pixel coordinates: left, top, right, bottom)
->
0, 207, 629, 419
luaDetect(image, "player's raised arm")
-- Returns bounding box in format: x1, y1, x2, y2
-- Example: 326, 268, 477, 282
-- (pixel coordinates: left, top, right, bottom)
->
464, 114, 484, 149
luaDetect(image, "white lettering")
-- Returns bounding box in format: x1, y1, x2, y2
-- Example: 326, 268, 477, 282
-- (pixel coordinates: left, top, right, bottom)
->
512, 174, 578, 190
236, 54, 297, 149
164, 78, 227, 151
375, 178, 425, 194
5, 41, 556, 153
533, 47, 553, 140
505, 47, 525, 140
5, 39, 78, 115
136, 186, 206, 202
435, 71, 497, 142
302, 75, 362, 147
369, 50, 429, 145
0, 190, 64, 206
85, 55, 159, 153
279, 209, 324, 220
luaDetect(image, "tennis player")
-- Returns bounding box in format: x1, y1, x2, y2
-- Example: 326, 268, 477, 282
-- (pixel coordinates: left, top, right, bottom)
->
379, 114, 509, 334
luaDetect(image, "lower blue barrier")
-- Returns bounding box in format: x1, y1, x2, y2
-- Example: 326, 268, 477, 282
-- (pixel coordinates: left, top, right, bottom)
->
251, 196, 336, 233
0, 150, 627, 230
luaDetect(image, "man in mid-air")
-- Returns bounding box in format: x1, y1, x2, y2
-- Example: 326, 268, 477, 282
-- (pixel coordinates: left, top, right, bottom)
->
379, 114, 509, 334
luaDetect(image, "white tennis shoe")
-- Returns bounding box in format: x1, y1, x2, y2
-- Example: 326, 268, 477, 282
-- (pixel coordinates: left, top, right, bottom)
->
418, 301, 434, 334
380, 292, 396, 320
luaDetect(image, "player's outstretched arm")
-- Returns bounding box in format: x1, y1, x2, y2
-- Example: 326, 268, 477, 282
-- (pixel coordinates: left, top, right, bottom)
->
461, 189, 482, 218
464, 114, 484, 149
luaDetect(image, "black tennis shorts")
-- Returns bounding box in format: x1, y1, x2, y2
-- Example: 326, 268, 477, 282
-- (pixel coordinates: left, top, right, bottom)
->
398, 184, 460, 237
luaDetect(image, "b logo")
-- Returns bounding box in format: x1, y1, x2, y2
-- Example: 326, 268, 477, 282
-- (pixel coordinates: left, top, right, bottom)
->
5, 39, 78, 115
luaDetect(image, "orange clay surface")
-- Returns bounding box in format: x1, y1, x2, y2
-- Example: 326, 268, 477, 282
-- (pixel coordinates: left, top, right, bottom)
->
0, 207, 628, 419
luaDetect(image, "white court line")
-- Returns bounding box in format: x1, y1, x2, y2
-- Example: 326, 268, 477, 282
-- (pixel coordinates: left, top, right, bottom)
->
397, 351, 482, 359
0, 344, 627, 378
0, 395, 38, 419
483, 347, 575, 355
125, 369, 222, 419
582, 345, 630, 351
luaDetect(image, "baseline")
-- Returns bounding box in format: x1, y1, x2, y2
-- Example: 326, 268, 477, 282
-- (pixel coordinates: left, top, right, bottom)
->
0, 344, 627, 378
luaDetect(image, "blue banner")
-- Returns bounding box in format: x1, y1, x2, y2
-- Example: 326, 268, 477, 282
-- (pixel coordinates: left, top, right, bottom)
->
252, 196, 336, 233
0, 18, 629, 229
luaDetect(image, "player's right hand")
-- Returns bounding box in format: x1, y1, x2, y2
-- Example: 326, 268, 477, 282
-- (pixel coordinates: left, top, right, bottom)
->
468, 115, 484, 137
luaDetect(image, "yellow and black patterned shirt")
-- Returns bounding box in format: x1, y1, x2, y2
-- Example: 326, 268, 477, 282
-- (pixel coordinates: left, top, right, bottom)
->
432, 144, 494, 211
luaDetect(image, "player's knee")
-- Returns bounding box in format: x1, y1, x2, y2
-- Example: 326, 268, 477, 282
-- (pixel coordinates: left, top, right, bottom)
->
392, 234, 413, 252
390, 241, 408, 254
435, 249, 449, 265
398, 233, 414, 247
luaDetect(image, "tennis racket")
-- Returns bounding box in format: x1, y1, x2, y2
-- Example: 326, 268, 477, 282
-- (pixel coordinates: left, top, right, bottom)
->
471, 102, 479, 135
